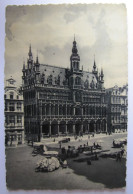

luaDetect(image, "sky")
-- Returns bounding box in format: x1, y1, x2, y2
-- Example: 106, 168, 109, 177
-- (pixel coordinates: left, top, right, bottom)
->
5, 4, 128, 88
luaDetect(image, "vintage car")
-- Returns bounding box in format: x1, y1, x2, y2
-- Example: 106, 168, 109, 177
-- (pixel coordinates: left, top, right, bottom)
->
58, 138, 71, 144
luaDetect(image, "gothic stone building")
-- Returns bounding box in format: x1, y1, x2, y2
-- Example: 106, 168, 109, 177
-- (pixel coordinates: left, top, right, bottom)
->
4, 77, 25, 145
105, 84, 128, 133
22, 39, 107, 141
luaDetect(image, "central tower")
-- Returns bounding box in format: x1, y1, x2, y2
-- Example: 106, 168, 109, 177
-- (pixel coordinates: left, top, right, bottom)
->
70, 36, 80, 71
69, 37, 83, 103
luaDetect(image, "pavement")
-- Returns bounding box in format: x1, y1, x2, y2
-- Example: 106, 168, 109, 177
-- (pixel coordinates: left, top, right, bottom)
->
5, 132, 127, 191
41, 132, 127, 145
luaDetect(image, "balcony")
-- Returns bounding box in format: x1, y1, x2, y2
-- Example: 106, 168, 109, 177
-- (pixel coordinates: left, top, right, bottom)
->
72, 85, 82, 89
5, 123, 23, 128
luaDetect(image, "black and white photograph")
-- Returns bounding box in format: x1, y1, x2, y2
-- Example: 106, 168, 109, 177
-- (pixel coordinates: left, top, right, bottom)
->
3, 2, 128, 192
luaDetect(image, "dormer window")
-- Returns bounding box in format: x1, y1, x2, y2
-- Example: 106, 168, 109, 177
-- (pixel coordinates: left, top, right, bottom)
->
47, 75, 52, 85
10, 79, 14, 85
10, 92, 14, 99
75, 77, 81, 85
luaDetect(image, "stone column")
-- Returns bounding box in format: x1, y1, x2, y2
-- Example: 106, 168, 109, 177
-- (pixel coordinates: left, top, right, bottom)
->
15, 115, 17, 127
81, 106, 83, 116
88, 123, 89, 133
40, 124, 43, 142
65, 122, 67, 134
15, 131, 18, 146
58, 104, 59, 117
39, 101, 42, 118
94, 123, 96, 133
45, 104, 46, 116
66, 103, 67, 118
73, 106, 75, 115
99, 123, 101, 133
81, 123, 83, 132
49, 123, 51, 137
73, 91, 75, 102
73, 124, 75, 134
57, 122, 59, 135
49, 103, 51, 116
22, 130, 25, 144
106, 122, 107, 132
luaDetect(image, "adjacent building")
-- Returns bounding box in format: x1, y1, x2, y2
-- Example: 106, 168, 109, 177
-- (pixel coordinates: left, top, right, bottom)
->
4, 77, 25, 145
106, 84, 128, 133
22, 38, 107, 141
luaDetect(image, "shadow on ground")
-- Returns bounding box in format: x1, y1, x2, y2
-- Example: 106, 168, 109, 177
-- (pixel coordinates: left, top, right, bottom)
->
68, 157, 126, 189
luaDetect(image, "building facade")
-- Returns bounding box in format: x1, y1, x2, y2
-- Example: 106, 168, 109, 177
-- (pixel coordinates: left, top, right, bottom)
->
4, 77, 25, 145
22, 39, 107, 141
106, 85, 128, 133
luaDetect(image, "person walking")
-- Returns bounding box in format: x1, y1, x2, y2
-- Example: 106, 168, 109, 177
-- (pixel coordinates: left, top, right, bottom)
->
116, 152, 121, 162
59, 141, 62, 149
10, 136, 13, 146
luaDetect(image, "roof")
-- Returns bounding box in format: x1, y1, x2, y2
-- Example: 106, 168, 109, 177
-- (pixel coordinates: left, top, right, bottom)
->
39, 64, 98, 87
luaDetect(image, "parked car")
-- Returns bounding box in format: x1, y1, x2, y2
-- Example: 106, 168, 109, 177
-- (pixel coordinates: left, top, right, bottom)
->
58, 138, 70, 143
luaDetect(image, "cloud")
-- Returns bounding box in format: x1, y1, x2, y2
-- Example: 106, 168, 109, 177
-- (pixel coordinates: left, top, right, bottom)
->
5, 4, 127, 88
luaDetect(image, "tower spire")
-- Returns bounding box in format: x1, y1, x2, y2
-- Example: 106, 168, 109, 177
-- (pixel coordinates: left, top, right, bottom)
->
70, 36, 80, 71
28, 44, 33, 61
101, 67, 104, 81
93, 54, 96, 70
72, 36, 78, 54
23, 60, 25, 70
29, 44, 32, 56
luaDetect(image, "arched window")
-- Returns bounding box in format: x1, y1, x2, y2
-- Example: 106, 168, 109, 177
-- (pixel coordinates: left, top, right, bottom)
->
57, 75, 60, 85
47, 75, 52, 85
70, 77, 73, 85
75, 107, 81, 115
10, 92, 14, 100
75, 92, 81, 102
75, 77, 81, 85
84, 80, 89, 89
90, 80, 95, 89
41, 74, 45, 84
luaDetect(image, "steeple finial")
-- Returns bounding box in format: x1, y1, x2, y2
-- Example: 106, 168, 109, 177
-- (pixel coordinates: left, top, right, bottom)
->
93, 54, 97, 71
72, 35, 78, 54
23, 60, 25, 70
101, 67, 103, 75
29, 44, 32, 57
36, 49, 39, 64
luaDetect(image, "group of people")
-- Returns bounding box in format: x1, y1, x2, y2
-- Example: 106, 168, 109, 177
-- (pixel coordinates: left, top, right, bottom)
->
116, 148, 125, 162
5, 135, 14, 146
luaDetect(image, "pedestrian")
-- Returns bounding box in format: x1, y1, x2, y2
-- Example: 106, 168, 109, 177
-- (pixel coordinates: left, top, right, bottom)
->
113, 139, 115, 147
87, 159, 91, 165
121, 148, 124, 156
95, 153, 98, 160
10, 136, 13, 146
5, 135, 9, 146
116, 152, 121, 162
91, 146, 93, 154
59, 141, 62, 149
